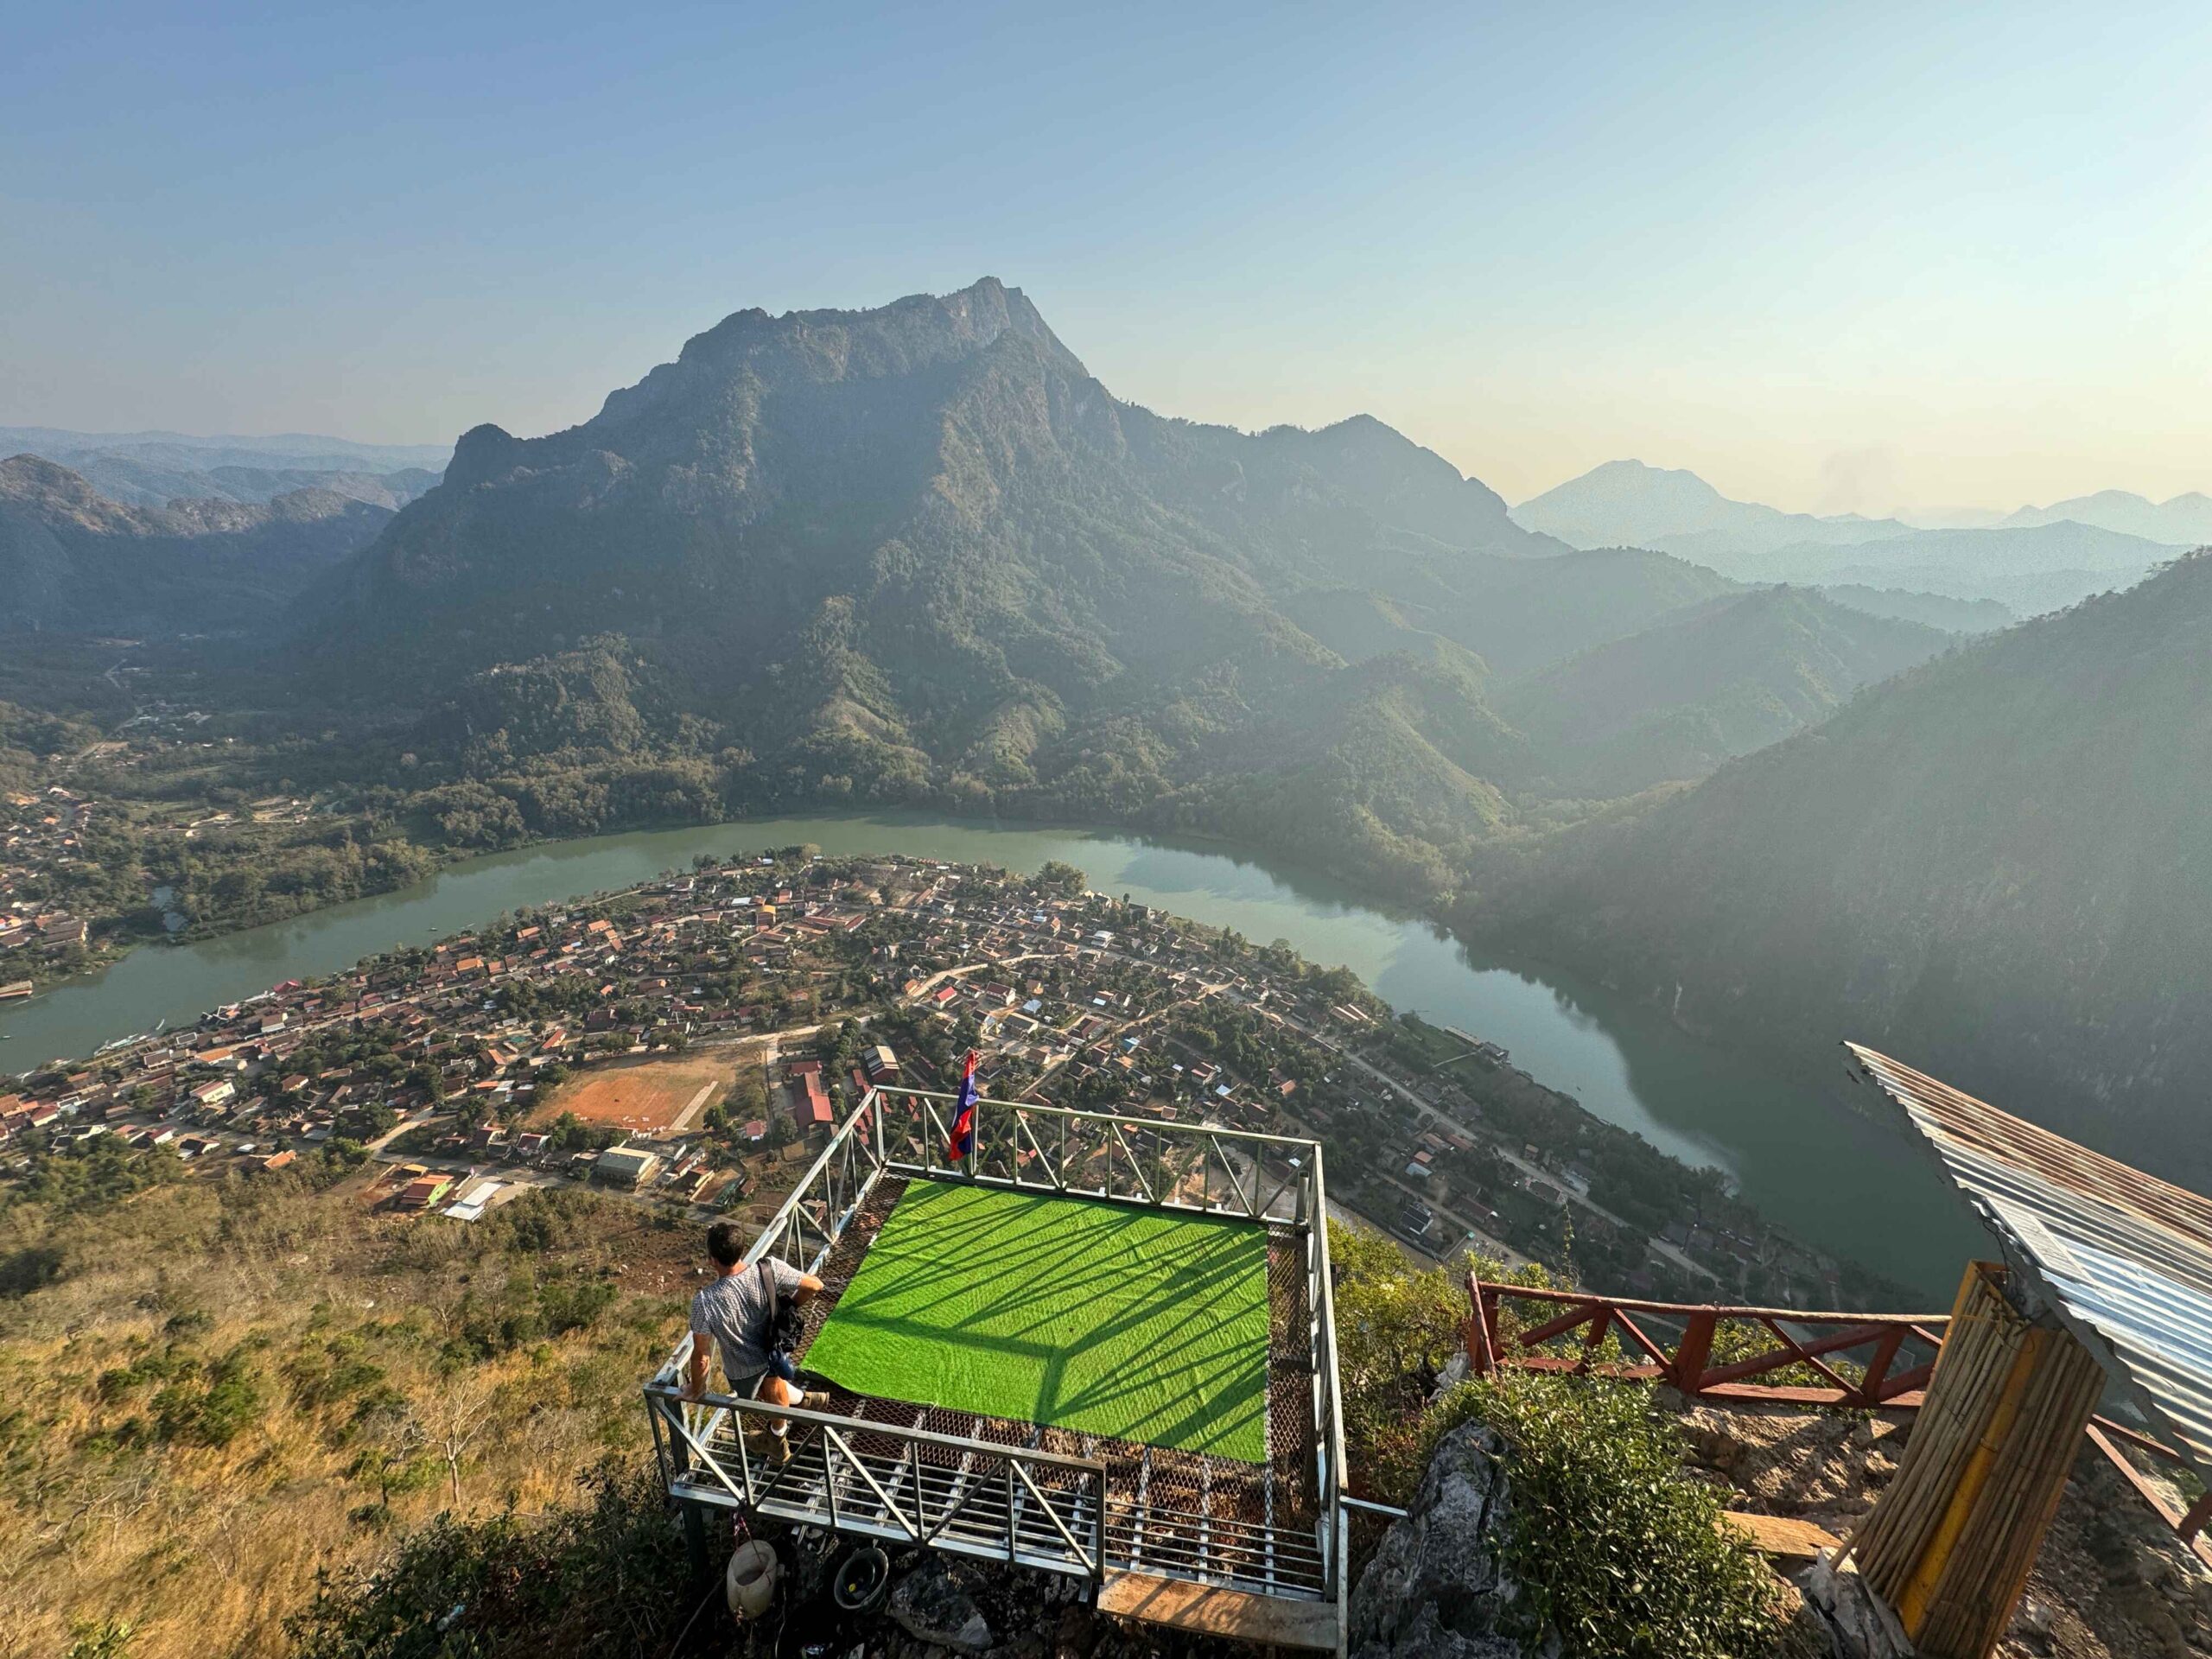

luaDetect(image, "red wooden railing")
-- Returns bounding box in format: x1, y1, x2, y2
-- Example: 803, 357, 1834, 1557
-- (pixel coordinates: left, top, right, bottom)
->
1464, 1273, 1945, 1408
1465, 1271, 2211, 1565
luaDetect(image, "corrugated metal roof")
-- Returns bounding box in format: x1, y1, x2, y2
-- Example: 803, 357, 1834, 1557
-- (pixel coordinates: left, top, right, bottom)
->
1848, 1042, 2212, 1485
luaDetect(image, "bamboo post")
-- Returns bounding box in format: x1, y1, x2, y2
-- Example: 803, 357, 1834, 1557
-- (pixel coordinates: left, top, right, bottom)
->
1842, 1262, 2107, 1658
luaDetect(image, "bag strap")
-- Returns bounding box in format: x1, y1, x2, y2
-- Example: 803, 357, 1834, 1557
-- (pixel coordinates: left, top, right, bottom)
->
755, 1258, 780, 1321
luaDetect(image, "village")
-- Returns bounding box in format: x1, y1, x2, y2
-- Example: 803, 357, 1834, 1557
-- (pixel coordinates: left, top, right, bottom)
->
0, 782, 99, 1003
0, 850, 1866, 1307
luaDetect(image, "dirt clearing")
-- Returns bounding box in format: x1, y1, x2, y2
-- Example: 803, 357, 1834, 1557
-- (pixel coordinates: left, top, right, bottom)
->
537, 1053, 736, 1135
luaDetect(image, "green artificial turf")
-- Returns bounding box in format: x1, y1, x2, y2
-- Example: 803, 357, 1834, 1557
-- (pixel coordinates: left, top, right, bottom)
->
802, 1180, 1270, 1462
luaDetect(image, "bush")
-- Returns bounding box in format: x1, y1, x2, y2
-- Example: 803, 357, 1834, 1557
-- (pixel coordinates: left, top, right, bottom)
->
1328, 1222, 1780, 1658
150, 1347, 264, 1447
0, 1244, 64, 1298
1427, 1374, 1782, 1659
288, 1461, 695, 1659
1328, 1221, 1554, 1498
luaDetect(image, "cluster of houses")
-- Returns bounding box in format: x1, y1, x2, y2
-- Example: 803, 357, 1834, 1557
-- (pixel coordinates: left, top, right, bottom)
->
2, 785, 100, 997
0, 859, 937, 1213
9, 851, 1806, 1296
877, 886, 1378, 1143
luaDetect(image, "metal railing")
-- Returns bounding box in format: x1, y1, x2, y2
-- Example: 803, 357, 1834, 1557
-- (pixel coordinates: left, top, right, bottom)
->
646, 1385, 1108, 1576
866, 1084, 1321, 1225
1310, 1144, 1350, 1640
646, 1084, 1349, 1608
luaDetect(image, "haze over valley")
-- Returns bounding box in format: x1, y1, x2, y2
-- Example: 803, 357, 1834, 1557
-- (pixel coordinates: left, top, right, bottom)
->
5, 273, 2209, 1193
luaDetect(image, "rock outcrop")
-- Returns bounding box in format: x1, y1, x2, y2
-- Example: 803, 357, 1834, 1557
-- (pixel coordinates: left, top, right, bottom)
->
1348, 1421, 1557, 1659
887, 1560, 994, 1654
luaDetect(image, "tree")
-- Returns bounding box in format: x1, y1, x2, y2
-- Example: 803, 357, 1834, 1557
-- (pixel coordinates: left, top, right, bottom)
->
346, 1420, 438, 1529
1033, 860, 1087, 897
416, 1374, 499, 1510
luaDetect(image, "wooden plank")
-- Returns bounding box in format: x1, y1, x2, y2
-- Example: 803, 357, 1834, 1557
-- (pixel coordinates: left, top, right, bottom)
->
1097, 1571, 1338, 1651
1719, 1511, 1841, 1562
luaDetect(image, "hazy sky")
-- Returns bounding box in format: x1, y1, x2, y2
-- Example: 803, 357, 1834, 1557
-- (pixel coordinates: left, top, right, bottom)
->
7, 2, 2209, 514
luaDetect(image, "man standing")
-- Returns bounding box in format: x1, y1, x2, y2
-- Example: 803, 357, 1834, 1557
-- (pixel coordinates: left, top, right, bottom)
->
683, 1220, 829, 1456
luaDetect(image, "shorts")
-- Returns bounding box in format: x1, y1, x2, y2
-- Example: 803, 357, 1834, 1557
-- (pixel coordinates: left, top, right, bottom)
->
726, 1351, 799, 1395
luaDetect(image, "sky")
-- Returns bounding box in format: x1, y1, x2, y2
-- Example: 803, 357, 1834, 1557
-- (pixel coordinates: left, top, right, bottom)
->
5, 1, 2209, 515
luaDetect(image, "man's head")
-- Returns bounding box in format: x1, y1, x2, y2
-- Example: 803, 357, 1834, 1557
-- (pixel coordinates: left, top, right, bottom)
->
707, 1220, 747, 1269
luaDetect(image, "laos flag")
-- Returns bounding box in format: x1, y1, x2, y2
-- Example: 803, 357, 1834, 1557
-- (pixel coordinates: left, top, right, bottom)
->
948, 1050, 979, 1160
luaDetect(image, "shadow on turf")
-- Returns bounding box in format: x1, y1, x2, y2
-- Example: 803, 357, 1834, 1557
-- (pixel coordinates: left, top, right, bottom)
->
805, 1185, 1271, 1459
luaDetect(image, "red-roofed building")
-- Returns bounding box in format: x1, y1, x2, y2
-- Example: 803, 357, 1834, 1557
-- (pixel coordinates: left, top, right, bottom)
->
798, 1072, 834, 1130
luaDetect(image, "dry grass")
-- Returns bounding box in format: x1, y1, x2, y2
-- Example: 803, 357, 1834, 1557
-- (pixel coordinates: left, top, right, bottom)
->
535, 1052, 737, 1135
0, 1173, 690, 1659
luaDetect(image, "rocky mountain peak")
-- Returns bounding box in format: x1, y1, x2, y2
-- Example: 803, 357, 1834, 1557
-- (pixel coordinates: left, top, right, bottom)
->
445, 423, 528, 489
581, 277, 1085, 444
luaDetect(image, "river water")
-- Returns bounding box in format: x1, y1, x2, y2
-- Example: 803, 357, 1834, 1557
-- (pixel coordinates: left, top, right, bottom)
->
0, 812, 1979, 1295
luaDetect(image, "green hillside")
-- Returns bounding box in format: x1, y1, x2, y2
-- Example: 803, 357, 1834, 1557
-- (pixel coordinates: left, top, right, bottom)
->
1495, 587, 1952, 795
1479, 551, 2212, 1188
0, 454, 392, 635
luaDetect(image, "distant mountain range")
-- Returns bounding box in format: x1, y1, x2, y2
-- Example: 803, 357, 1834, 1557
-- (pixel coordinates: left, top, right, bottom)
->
0, 454, 393, 633
1512, 459, 2191, 615
0, 425, 447, 511
1480, 550, 2212, 1191
1511, 459, 1916, 559
1759, 523, 2172, 617
2000, 488, 2212, 544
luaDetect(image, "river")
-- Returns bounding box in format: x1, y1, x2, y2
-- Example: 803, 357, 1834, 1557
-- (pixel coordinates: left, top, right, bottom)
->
0, 811, 1979, 1296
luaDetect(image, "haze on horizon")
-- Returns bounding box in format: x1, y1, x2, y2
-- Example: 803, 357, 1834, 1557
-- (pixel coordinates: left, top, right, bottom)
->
6, 0, 2209, 518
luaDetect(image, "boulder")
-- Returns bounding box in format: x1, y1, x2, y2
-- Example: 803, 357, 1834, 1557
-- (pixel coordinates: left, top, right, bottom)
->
889, 1563, 995, 1655
1347, 1422, 1557, 1659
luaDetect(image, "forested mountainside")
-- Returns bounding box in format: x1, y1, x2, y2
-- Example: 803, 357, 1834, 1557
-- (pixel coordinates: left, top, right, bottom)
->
296, 276, 1554, 688
1476, 552, 2212, 1190
1494, 588, 1951, 797
284, 279, 1565, 888
0, 455, 394, 633
1815, 584, 2012, 635
1277, 546, 1741, 679
286, 279, 1926, 892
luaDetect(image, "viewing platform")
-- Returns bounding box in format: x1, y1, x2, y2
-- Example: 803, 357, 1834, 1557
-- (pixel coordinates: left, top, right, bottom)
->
644, 1085, 1350, 1653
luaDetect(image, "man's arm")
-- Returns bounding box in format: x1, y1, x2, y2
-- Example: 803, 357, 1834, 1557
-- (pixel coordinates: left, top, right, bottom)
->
683, 1330, 712, 1401
772, 1258, 825, 1306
